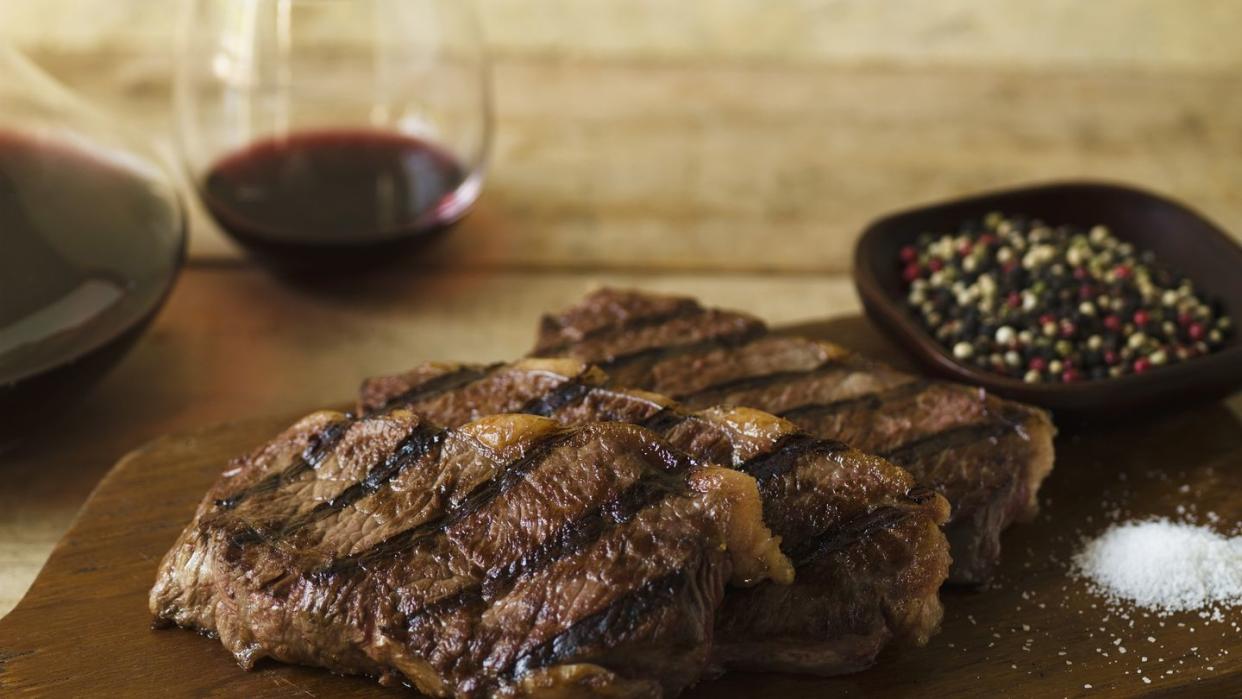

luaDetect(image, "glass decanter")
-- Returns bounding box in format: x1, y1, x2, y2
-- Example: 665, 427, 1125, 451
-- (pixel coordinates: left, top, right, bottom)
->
0, 42, 185, 449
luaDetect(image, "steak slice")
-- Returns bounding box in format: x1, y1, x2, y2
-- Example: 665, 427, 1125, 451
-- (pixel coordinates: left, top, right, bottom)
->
360, 358, 952, 675
531, 288, 1056, 585
150, 411, 790, 698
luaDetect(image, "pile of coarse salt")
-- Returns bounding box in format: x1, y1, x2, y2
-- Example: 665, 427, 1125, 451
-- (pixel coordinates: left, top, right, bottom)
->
1072, 518, 1242, 615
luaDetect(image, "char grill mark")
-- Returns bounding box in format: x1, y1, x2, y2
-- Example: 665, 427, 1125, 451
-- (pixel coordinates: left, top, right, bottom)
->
638, 406, 691, 433
373, 364, 501, 414
506, 569, 689, 680
214, 417, 352, 510
316, 429, 579, 579
675, 363, 849, 405
734, 433, 848, 484
315, 423, 447, 514
282, 422, 447, 536
534, 300, 705, 357
879, 420, 1018, 463
518, 372, 593, 416
221, 420, 567, 582
483, 469, 683, 594
595, 324, 767, 373
778, 380, 930, 421
391, 465, 688, 661
372, 445, 686, 610
786, 506, 912, 566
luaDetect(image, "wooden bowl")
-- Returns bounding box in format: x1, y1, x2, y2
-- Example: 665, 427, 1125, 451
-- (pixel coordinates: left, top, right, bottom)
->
853, 181, 1242, 417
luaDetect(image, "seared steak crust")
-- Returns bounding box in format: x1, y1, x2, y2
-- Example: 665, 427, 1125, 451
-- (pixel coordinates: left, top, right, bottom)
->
360, 359, 952, 675
530, 289, 1056, 585
151, 412, 789, 698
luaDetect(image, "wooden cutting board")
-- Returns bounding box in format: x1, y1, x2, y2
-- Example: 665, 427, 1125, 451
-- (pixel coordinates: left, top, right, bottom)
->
2, 318, 1240, 697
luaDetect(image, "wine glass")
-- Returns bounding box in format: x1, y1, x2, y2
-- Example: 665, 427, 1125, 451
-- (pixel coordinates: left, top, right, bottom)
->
174, 0, 491, 267
0, 41, 185, 450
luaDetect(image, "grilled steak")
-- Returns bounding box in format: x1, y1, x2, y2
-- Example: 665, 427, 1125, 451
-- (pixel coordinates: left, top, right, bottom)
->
360, 358, 952, 675
530, 289, 1056, 585
150, 411, 791, 698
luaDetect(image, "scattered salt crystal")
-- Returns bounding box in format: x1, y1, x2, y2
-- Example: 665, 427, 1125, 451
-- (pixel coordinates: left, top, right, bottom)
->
1142, 677, 1151, 684
1084, 684, 1092, 689
1072, 519, 1242, 613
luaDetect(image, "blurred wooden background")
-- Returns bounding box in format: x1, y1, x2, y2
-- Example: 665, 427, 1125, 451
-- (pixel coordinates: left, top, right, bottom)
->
2, 1, 1240, 617
4, 0, 1241, 267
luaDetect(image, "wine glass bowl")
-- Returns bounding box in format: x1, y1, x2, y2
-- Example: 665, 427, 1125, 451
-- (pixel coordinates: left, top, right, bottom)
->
175, 0, 491, 267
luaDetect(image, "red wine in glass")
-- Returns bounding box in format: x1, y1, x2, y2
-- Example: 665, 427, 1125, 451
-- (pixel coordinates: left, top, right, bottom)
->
199, 129, 472, 266
0, 131, 184, 448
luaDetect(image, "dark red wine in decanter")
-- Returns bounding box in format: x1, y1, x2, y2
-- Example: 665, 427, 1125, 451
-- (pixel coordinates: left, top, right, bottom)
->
0, 131, 183, 448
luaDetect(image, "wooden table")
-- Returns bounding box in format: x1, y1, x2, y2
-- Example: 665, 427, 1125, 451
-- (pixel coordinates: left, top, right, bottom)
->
4, 3, 1242, 631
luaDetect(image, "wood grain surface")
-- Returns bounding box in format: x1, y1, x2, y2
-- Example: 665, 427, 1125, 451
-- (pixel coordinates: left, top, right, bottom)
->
1, 317, 1240, 697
